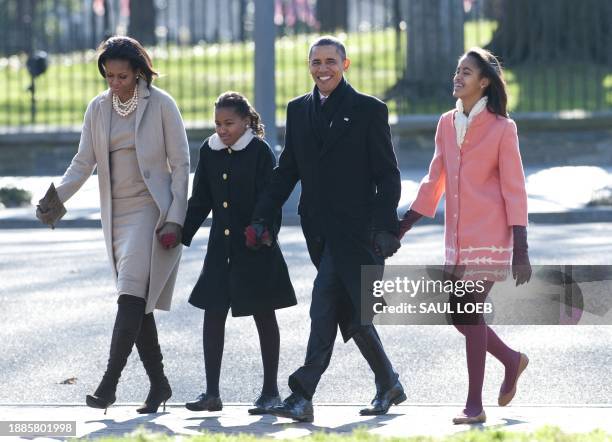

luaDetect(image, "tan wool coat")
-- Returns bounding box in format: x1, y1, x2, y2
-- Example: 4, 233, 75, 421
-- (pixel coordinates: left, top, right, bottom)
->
56, 80, 190, 313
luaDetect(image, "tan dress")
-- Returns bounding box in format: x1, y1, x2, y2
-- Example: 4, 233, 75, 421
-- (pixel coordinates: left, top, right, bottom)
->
109, 110, 159, 299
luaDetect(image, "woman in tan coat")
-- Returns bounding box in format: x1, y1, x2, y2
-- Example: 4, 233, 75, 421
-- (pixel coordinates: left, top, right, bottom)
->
36, 36, 190, 414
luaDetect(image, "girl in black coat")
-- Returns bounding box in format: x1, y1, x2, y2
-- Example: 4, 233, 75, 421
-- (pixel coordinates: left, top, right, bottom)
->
181, 92, 297, 414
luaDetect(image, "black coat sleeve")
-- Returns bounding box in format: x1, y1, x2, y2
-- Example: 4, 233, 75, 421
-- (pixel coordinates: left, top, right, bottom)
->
367, 100, 401, 235
252, 103, 300, 226
182, 147, 213, 246
256, 143, 283, 236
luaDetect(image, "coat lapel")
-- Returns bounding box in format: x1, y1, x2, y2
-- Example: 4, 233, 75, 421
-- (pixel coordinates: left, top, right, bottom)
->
98, 89, 112, 155
319, 85, 355, 158
134, 80, 151, 132
306, 92, 323, 146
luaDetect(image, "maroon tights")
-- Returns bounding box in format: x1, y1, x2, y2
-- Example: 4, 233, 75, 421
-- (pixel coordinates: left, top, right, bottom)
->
450, 281, 521, 416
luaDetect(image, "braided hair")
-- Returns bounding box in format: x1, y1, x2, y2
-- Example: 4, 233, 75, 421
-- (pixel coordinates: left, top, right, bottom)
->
214, 92, 265, 138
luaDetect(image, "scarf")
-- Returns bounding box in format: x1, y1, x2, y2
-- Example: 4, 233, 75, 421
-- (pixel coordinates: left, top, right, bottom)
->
454, 96, 488, 148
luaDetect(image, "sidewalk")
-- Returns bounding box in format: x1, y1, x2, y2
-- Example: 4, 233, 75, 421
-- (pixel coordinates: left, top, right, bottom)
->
1, 403, 611, 439
1, 165, 612, 228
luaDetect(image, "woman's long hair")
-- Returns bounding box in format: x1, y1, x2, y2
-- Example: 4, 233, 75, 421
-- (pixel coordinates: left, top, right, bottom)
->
463, 47, 508, 117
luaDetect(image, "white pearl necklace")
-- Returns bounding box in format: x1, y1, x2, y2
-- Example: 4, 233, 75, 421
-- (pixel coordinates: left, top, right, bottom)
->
112, 86, 138, 117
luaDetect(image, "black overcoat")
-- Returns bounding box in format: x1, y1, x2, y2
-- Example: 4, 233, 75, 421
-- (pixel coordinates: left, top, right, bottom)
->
182, 136, 297, 316
253, 81, 401, 340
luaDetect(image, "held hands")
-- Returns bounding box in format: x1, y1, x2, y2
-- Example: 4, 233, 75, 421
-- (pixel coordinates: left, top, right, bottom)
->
399, 209, 423, 240
156, 222, 182, 249
245, 220, 273, 251
372, 231, 401, 258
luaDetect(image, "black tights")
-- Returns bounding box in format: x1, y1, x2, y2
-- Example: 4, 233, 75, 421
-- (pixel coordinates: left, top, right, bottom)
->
203, 309, 280, 398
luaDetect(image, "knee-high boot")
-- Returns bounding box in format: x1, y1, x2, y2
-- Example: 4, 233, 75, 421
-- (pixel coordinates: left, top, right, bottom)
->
135, 312, 172, 413
86, 295, 145, 413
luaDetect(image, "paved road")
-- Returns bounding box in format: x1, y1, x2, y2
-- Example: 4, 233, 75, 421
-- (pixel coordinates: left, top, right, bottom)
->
1, 224, 611, 406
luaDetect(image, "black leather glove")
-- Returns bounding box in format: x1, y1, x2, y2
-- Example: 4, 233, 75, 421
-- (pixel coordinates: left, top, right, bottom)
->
512, 225, 532, 286
372, 231, 401, 258
399, 209, 423, 239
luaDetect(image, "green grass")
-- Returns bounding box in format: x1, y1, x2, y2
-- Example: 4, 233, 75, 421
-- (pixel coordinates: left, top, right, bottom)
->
1, 22, 611, 128
86, 426, 612, 442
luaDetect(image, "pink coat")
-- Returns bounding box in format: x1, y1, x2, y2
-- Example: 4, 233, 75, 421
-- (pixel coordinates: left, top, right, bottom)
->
411, 109, 528, 279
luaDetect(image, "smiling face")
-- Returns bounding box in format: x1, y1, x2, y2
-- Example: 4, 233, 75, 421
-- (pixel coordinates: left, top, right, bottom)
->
308, 45, 350, 97
103, 59, 139, 101
452, 55, 489, 102
214, 107, 249, 147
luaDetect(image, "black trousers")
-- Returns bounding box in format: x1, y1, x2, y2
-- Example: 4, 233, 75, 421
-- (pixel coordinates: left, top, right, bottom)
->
288, 245, 397, 400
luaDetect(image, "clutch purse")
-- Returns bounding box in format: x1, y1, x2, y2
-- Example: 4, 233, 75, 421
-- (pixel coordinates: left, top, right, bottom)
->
36, 183, 66, 229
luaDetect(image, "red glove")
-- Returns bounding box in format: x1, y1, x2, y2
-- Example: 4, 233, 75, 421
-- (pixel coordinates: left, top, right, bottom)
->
161, 233, 177, 249
245, 223, 273, 250
261, 229, 272, 246
245, 225, 258, 248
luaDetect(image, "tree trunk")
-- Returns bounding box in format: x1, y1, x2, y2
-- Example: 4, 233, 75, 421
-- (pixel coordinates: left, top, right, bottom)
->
401, 0, 464, 100
487, 0, 612, 65
19, 0, 36, 54
316, 0, 348, 32
239, 0, 248, 41
128, 0, 156, 46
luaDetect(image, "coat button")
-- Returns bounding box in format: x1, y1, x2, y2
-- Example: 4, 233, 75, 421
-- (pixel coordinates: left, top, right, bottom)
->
143, 170, 150, 179
223, 201, 228, 208
224, 229, 230, 236
227, 257, 230, 264
222, 173, 228, 180
227, 148, 232, 154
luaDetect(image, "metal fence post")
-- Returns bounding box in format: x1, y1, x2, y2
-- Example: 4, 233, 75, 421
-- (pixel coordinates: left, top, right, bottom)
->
254, 0, 277, 150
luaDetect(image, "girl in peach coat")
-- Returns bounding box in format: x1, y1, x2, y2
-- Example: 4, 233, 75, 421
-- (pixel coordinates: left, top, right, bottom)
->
400, 48, 532, 424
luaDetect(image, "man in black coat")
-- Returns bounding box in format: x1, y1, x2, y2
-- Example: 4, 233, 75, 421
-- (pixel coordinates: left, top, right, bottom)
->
249, 36, 404, 422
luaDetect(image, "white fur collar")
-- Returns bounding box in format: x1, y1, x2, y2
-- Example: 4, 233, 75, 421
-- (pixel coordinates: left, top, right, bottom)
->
454, 96, 488, 148
208, 130, 255, 151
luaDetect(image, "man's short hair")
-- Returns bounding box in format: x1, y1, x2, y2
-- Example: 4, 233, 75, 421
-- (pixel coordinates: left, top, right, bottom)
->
308, 36, 347, 61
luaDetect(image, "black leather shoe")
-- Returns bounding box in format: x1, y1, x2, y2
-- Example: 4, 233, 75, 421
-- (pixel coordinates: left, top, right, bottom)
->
359, 380, 406, 415
185, 393, 223, 412
248, 393, 282, 415
268, 392, 314, 422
